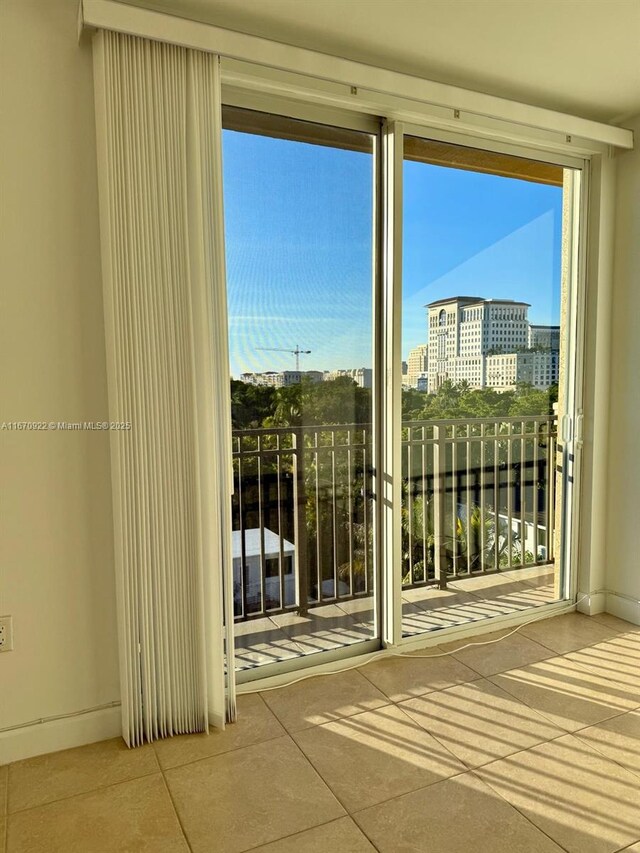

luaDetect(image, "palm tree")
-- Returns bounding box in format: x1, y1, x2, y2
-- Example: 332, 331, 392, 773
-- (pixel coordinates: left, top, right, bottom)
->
401, 489, 435, 584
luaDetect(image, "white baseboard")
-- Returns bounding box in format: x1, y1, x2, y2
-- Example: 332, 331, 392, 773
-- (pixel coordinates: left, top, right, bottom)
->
577, 590, 607, 615
0, 705, 122, 765
605, 591, 640, 626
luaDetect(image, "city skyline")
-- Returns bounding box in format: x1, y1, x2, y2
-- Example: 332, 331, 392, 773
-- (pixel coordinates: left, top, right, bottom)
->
223, 129, 563, 377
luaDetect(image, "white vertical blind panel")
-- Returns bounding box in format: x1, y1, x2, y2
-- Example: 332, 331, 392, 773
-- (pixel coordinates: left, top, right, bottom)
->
94, 29, 233, 746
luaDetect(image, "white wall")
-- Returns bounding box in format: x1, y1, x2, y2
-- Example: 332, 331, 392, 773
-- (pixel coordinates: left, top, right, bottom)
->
605, 113, 640, 622
0, 0, 120, 759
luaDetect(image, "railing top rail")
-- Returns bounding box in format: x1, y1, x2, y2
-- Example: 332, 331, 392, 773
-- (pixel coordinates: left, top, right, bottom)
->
232, 423, 369, 437
233, 414, 557, 438
403, 415, 557, 428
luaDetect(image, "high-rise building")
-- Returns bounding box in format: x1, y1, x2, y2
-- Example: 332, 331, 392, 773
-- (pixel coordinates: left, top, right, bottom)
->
485, 351, 560, 389
528, 324, 561, 350
425, 296, 558, 392
240, 368, 371, 388
405, 344, 429, 388
240, 370, 324, 387
324, 368, 372, 388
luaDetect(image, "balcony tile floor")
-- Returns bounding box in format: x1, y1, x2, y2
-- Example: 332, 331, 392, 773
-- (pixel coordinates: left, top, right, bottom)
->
3, 612, 640, 853
234, 565, 558, 671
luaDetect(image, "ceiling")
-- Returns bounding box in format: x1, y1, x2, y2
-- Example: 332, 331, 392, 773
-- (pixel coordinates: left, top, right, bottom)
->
126, 0, 640, 124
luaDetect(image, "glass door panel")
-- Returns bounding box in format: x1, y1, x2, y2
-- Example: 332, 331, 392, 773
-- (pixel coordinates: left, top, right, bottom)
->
222, 107, 378, 674
400, 135, 578, 637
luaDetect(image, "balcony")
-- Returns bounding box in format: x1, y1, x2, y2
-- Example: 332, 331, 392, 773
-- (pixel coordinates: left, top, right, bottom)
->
232, 415, 559, 671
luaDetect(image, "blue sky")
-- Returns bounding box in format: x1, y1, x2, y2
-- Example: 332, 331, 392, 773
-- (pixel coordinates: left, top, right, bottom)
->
223, 129, 563, 377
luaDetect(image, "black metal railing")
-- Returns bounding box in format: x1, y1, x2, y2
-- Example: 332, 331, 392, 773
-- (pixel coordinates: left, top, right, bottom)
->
231, 415, 557, 621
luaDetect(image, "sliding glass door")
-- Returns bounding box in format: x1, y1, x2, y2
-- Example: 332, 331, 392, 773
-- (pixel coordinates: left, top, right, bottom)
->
399, 134, 581, 637
221, 103, 584, 675
222, 107, 380, 676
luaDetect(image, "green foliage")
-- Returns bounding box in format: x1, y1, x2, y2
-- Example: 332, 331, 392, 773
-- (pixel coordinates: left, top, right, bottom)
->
231, 377, 557, 430
230, 380, 277, 429
403, 380, 557, 422
231, 376, 372, 429
508, 382, 557, 416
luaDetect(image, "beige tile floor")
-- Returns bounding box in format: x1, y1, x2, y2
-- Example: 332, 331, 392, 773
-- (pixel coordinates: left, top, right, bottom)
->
3, 612, 640, 853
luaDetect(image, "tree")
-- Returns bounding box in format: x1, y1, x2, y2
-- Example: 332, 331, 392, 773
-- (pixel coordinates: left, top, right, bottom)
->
230, 380, 277, 429
509, 382, 554, 416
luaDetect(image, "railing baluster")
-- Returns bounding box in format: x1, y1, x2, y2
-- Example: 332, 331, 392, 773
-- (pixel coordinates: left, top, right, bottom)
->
257, 435, 267, 613
494, 424, 499, 573
548, 426, 555, 562
419, 425, 429, 583
238, 448, 248, 619
314, 430, 322, 603
276, 434, 285, 610
451, 433, 458, 577
533, 419, 539, 563
480, 423, 487, 573
347, 429, 354, 596
520, 424, 526, 566
331, 430, 338, 600
362, 433, 370, 594
465, 426, 471, 577
407, 428, 414, 585
433, 424, 447, 589
292, 427, 309, 616
507, 422, 513, 569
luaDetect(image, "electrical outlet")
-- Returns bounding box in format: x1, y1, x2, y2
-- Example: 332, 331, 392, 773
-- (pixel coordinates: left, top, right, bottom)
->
0, 615, 13, 652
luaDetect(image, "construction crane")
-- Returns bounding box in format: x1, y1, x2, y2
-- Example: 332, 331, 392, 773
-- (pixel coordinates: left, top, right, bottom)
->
256, 345, 311, 372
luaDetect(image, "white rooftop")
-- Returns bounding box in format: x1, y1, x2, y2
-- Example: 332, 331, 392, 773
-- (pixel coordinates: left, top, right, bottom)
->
232, 528, 295, 559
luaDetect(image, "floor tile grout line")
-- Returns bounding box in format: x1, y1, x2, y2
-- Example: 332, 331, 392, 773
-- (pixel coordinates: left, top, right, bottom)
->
399, 701, 570, 773
568, 705, 640, 737
290, 702, 472, 811
285, 731, 351, 816
258, 671, 393, 732
445, 644, 556, 679
3, 767, 163, 818
612, 838, 640, 853
588, 614, 639, 633
472, 733, 640, 842
157, 733, 357, 853
467, 766, 574, 853
348, 767, 471, 816
239, 815, 381, 853
269, 671, 554, 742
237, 817, 341, 853
348, 814, 384, 853
293, 723, 479, 825
274, 701, 397, 737
158, 767, 194, 853
461, 729, 570, 772
518, 624, 624, 657
485, 679, 630, 736
571, 727, 640, 782
388, 635, 638, 769
557, 648, 640, 692
152, 730, 287, 773
484, 656, 639, 734
356, 656, 486, 700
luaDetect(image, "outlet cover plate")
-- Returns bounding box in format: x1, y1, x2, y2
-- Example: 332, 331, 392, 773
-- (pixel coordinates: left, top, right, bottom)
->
0, 615, 13, 652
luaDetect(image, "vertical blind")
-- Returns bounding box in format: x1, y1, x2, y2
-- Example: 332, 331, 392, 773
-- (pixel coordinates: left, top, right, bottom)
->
92, 29, 235, 746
